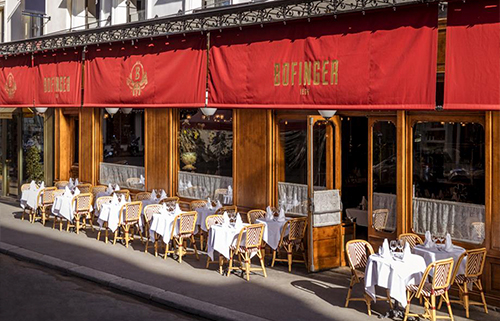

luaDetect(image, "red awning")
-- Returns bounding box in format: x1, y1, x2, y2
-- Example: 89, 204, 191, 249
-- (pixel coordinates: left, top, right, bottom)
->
83, 35, 207, 108
0, 54, 33, 107
444, 0, 500, 110
208, 4, 438, 110
34, 50, 83, 107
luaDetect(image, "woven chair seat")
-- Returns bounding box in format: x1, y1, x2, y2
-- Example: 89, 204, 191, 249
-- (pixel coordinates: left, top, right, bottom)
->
455, 274, 479, 284
282, 236, 302, 247
353, 269, 365, 280
230, 244, 261, 254
406, 283, 446, 297
174, 232, 194, 239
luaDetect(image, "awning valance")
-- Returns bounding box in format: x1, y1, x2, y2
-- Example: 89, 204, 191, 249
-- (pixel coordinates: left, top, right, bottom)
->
83, 35, 207, 108
34, 50, 83, 107
444, 0, 500, 110
0, 55, 33, 107
208, 4, 438, 110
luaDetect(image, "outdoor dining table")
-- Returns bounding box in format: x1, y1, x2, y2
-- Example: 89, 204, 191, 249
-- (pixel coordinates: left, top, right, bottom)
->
149, 210, 179, 243
365, 252, 427, 308
97, 198, 130, 232
256, 217, 291, 250
52, 191, 85, 222
20, 185, 43, 210
195, 206, 217, 232
413, 244, 466, 275
207, 223, 249, 261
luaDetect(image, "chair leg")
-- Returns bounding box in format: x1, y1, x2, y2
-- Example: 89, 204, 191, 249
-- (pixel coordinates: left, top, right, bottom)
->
403, 291, 412, 321
386, 288, 393, 309
444, 291, 454, 321
477, 280, 488, 314
365, 293, 371, 316
345, 277, 354, 307
124, 227, 129, 248
245, 253, 250, 281
227, 250, 234, 277
258, 250, 267, 278
464, 282, 470, 318
113, 229, 118, 245
219, 255, 224, 275
191, 236, 200, 260
164, 242, 170, 259
431, 294, 436, 321
287, 244, 293, 272
200, 233, 204, 251
178, 239, 184, 263
105, 224, 109, 243
52, 216, 56, 229
75, 215, 80, 234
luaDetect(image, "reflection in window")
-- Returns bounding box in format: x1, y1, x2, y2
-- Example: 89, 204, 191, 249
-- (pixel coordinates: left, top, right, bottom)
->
178, 109, 233, 203
277, 119, 328, 215
0, 120, 3, 194
101, 109, 145, 190
412, 122, 485, 244
372, 121, 397, 233
23, 114, 44, 183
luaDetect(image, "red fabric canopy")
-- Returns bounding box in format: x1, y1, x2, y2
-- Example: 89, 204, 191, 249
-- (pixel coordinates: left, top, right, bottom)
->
444, 0, 500, 110
84, 36, 207, 107
208, 4, 438, 109
0, 54, 33, 107
34, 50, 83, 107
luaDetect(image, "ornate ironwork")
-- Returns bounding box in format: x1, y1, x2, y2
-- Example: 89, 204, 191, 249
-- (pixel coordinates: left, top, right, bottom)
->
0, 0, 438, 56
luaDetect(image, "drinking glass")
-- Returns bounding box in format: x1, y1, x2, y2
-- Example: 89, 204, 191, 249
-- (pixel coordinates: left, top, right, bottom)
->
397, 240, 404, 252
390, 240, 397, 253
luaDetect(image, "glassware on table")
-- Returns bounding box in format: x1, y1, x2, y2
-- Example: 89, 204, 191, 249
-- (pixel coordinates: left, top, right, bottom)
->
397, 239, 404, 252
390, 240, 397, 253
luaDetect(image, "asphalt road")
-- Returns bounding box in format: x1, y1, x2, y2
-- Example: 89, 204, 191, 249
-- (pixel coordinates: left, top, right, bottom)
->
0, 254, 204, 321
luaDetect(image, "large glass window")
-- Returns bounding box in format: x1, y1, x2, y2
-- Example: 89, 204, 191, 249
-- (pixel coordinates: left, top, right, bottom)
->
412, 122, 485, 244
101, 109, 145, 190
178, 109, 233, 203
372, 121, 397, 233
22, 113, 44, 184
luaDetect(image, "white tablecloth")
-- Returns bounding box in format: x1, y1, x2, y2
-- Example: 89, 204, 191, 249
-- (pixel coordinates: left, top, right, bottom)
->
345, 208, 368, 227
207, 224, 249, 260
195, 207, 217, 232
149, 212, 178, 243
97, 200, 129, 232
413, 244, 466, 275
52, 195, 75, 221
365, 253, 427, 307
256, 218, 290, 250
21, 188, 43, 209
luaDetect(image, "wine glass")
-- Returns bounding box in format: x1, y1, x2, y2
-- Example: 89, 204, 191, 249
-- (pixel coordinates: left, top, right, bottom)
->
397, 239, 404, 252
390, 240, 397, 253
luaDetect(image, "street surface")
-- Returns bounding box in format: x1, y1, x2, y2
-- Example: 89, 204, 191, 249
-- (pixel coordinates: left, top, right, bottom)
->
0, 254, 203, 321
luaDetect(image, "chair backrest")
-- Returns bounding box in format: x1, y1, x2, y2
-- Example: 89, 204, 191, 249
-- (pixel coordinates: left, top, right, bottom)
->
287, 217, 308, 241
143, 204, 163, 223
53, 189, 65, 198
92, 185, 107, 197
247, 209, 265, 224
121, 201, 142, 223
55, 181, 69, 189
76, 183, 93, 194
346, 239, 374, 272
205, 214, 224, 231
21, 183, 31, 192
214, 188, 228, 197
134, 192, 152, 201
114, 190, 130, 200
215, 205, 237, 216
372, 209, 389, 231
190, 200, 207, 210
160, 197, 179, 212
96, 196, 113, 212
239, 223, 264, 251
398, 233, 424, 250
174, 211, 197, 237
40, 187, 58, 205
453, 248, 487, 281
126, 177, 142, 188
73, 193, 93, 212
471, 222, 485, 240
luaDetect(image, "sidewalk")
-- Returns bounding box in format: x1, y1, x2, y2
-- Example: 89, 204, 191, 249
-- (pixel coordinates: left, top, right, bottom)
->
0, 201, 497, 321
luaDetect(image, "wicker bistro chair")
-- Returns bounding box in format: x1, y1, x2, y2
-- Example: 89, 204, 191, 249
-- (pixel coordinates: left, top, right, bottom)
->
205, 214, 225, 273
404, 258, 455, 321
134, 192, 152, 201
113, 201, 143, 248
271, 217, 308, 272
33, 187, 58, 225
372, 209, 389, 232
66, 193, 94, 234
160, 197, 180, 212
50, 189, 65, 230
215, 205, 238, 218
227, 223, 267, 281
95, 196, 114, 242
20, 183, 33, 221
76, 183, 93, 194
92, 185, 107, 197
55, 181, 69, 189
247, 209, 266, 224
442, 248, 488, 318
345, 239, 392, 316
190, 200, 207, 210
113, 189, 130, 201
143, 204, 163, 255
398, 233, 424, 250
165, 211, 199, 263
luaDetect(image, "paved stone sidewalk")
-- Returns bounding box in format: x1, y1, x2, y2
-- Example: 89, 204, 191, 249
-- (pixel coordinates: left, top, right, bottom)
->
0, 201, 498, 321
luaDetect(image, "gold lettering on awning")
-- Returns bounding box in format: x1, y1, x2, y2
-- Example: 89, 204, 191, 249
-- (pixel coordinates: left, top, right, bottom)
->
273, 59, 339, 90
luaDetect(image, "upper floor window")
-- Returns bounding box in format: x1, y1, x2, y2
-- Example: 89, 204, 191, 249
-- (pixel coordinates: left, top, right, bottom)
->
128, 0, 146, 22
203, 0, 232, 9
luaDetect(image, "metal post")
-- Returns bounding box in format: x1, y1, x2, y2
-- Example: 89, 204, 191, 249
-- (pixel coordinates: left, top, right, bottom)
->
1, 119, 7, 196
308, 116, 315, 272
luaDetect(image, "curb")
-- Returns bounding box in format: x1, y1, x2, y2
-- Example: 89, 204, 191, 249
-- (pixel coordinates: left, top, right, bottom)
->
0, 241, 270, 321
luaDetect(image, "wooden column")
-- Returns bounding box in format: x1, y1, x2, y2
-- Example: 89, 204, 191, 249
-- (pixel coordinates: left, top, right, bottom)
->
397, 110, 407, 235
145, 108, 172, 193
234, 109, 273, 210
79, 108, 100, 185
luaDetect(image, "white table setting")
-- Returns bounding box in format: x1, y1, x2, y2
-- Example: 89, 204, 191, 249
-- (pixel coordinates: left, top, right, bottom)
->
97, 193, 129, 233
95, 183, 121, 201
195, 197, 222, 232
20, 181, 45, 210
256, 206, 290, 250
365, 239, 427, 308
413, 231, 466, 275
52, 186, 82, 222
149, 203, 183, 243
207, 213, 248, 261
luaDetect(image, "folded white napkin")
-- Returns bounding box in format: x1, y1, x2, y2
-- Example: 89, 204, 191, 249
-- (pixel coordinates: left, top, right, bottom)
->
379, 239, 391, 258
74, 178, 79, 186
174, 203, 182, 215
403, 242, 412, 260
73, 187, 80, 196
30, 180, 37, 190
235, 213, 243, 230
140, 175, 145, 185
215, 200, 222, 211
187, 181, 193, 188
278, 208, 286, 222
159, 190, 167, 201
114, 184, 120, 191
424, 231, 434, 248
69, 178, 74, 188
40, 181, 45, 189
112, 193, 119, 204
206, 197, 212, 209
222, 212, 230, 226
265, 206, 273, 220
150, 189, 156, 200
63, 186, 72, 197
106, 184, 113, 194
227, 185, 233, 195
444, 233, 453, 252
292, 193, 299, 206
